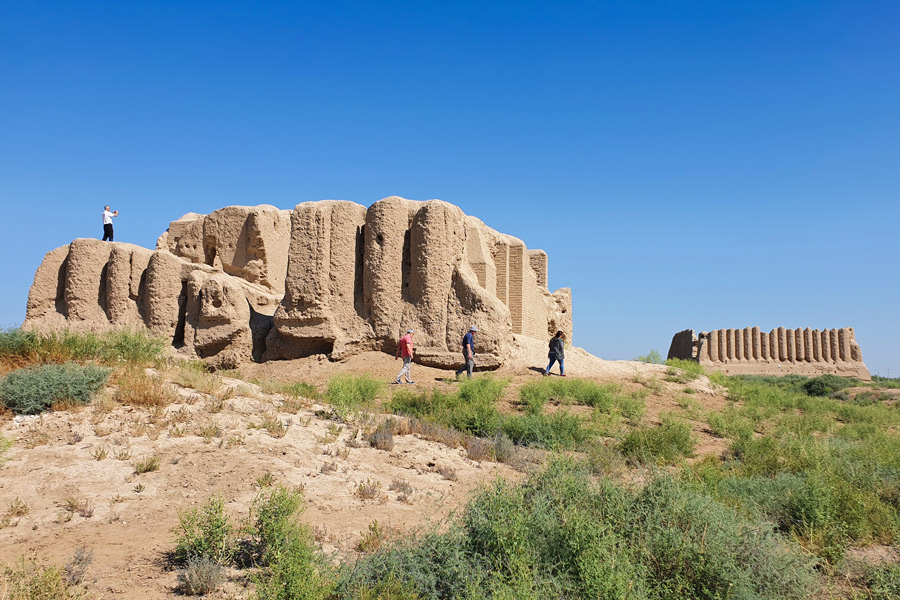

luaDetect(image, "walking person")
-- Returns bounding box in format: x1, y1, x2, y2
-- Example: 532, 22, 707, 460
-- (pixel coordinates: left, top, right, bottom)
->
455, 326, 477, 379
544, 330, 566, 377
394, 329, 415, 384
101, 205, 119, 241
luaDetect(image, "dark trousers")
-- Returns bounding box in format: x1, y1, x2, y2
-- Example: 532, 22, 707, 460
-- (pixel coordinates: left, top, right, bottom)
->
102, 223, 114, 241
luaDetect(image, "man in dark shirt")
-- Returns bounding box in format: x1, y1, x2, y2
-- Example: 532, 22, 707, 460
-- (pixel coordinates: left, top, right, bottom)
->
455, 326, 477, 379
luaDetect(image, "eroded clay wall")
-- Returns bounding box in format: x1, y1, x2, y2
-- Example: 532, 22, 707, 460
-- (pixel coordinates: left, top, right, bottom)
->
25, 198, 573, 370
667, 327, 871, 380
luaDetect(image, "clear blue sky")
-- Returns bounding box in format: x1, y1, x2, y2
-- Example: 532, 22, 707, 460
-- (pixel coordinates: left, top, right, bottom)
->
1, 1, 898, 375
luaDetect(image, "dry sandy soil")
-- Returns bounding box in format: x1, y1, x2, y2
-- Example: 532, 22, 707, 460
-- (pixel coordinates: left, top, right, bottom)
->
0, 338, 730, 598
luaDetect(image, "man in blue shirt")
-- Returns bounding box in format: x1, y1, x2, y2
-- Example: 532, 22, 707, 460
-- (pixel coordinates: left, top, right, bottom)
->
455, 326, 477, 379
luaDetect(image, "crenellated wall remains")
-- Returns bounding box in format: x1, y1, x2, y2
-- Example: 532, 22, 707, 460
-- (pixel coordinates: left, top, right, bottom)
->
667, 327, 870, 380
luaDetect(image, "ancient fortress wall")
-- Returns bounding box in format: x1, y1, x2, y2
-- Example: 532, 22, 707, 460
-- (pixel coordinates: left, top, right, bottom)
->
24, 198, 571, 370
667, 327, 870, 380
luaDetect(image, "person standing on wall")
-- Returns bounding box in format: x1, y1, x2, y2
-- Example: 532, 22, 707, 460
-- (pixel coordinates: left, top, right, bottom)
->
394, 329, 415, 384
544, 330, 566, 377
101, 205, 119, 241
455, 326, 477, 379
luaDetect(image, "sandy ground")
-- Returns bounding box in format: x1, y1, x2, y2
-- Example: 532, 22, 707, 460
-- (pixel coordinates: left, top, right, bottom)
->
0, 340, 730, 598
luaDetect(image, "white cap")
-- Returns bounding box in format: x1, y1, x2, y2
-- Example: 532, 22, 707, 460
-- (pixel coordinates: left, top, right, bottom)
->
407, 329, 415, 334
469, 326, 478, 332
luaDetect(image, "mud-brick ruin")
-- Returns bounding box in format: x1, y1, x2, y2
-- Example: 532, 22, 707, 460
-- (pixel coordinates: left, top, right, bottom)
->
24, 197, 572, 370
668, 327, 871, 380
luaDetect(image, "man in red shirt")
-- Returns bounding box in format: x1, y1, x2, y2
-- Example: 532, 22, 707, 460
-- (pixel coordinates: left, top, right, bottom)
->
394, 329, 415, 384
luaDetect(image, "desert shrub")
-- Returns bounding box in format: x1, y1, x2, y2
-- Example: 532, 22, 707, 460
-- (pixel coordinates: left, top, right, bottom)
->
629, 476, 816, 599
177, 555, 225, 596
326, 375, 382, 419
1, 553, 92, 600
464, 436, 494, 461
491, 433, 515, 463
664, 358, 704, 383
803, 373, 859, 397
501, 410, 591, 450
388, 378, 507, 438
0, 363, 111, 414
133, 455, 161, 474
62, 547, 93, 586
0, 327, 166, 366
334, 527, 487, 599
620, 417, 694, 464
633, 350, 663, 364
114, 368, 178, 407
281, 381, 319, 400
174, 496, 236, 565
368, 422, 395, 451
337, 459, 816, 600
257, 379, 320, 401
251, 485, 332, 600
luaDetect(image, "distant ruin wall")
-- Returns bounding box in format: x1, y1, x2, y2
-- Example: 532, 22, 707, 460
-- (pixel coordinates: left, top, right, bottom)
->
667, 327, 871, 380
24, 198, 572, 370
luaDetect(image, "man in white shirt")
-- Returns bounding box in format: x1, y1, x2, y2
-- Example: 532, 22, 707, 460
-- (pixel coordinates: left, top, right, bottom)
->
102, 205, 119, 241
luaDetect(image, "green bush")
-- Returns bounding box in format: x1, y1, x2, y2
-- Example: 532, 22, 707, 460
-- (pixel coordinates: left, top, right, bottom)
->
629, 476, 816, 599
173, 496, 236, 565
620, 417, 695, 464
501, 411, 591, 450
391, 378, 596, 450
0, 363, 111, 414
633, 350, 663, 364
664, 358, 704, 383
252, 485, 332, 600
518, 378, 621, 413
803, 373, 859, 397
0, 327, 166, 366
388, 377, 507, 438
336, 459, 816, 599
325, 375, 383, 419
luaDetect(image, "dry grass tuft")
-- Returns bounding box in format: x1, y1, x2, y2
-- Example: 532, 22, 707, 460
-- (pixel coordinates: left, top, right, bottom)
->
114, 369, 178, 407
355, 479, 385, 501
464, 436, 494, 461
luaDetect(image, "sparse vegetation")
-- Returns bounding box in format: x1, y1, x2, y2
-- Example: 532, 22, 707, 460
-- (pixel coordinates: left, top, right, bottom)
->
664, 358, 704, 383
0, 553, 93, 600
356, 479, 384, 501
0, 327, 166, 368
133, 455, 161, 474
